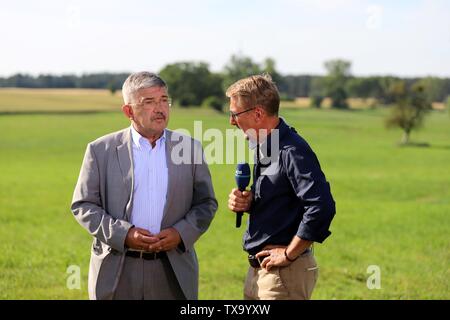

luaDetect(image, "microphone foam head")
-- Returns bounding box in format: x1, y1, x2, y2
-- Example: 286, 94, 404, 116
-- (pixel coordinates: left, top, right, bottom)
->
235, 162, 251, 190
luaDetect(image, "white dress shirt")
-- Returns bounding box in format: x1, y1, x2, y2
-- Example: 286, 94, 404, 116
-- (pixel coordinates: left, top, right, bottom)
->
130, 125, 168, 234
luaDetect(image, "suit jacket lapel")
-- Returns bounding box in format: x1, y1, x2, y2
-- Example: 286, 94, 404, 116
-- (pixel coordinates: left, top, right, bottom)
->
161, 130, 180, 228
117, 128, 134, 221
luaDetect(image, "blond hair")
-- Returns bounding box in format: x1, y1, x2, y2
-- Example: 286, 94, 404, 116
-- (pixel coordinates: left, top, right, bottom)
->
225, 74, 280, 115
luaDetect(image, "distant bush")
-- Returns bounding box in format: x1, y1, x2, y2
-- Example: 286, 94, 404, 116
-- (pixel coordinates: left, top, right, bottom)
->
176, 93, 196, 107
202, 96, 224, 112
107, 81, 117, 95
310, 95, 324, 108
446, 96, 450, 116
279, 93, 295, 102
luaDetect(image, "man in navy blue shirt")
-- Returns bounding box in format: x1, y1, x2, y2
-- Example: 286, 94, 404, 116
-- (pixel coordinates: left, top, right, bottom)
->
227, 74, 336, 300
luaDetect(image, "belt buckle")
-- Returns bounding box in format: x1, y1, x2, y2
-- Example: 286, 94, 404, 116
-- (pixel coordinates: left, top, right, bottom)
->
140, 251, 158, 259
248, 255, 261, 268
257, 256, 263, 266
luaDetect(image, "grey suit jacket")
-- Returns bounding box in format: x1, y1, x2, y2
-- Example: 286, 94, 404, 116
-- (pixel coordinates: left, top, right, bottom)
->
71, 127, 217, 300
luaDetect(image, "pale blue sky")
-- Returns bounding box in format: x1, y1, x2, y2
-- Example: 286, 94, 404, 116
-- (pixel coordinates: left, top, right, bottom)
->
1, 0, 449, 77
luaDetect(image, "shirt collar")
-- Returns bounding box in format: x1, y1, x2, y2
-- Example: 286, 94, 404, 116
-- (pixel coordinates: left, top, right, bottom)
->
130, 125, 166, 150
259, 117, 289, 151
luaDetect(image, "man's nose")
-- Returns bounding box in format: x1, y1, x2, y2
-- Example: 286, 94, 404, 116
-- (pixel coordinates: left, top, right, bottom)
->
229, 115, 236, 126
153, 103, 166, 114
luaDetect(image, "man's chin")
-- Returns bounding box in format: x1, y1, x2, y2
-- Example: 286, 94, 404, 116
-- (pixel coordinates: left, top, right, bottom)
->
246, 135, 257, 143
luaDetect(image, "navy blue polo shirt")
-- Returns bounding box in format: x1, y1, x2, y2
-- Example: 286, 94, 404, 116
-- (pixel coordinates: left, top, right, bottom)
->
245, 118, 336, 255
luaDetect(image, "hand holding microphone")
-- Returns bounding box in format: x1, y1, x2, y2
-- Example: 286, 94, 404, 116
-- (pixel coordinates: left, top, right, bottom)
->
229, 163, 252, 228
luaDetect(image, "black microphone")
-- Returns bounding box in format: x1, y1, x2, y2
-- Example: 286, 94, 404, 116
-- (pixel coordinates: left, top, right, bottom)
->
235, 163, 251, 228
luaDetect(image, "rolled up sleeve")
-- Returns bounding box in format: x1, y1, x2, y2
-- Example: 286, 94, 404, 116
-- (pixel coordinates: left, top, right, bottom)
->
282, 146, 336, 243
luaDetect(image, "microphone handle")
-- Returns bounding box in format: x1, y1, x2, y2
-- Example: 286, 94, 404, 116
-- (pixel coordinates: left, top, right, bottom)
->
236, 212, 243, 228
235, 186, 246, 228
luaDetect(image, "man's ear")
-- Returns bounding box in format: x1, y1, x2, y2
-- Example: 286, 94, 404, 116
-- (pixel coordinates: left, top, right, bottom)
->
122, 104, 133, 120
255, 106, 264, 121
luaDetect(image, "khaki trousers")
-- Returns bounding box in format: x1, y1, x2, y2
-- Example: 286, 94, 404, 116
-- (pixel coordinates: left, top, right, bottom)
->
244, 251, 319, 300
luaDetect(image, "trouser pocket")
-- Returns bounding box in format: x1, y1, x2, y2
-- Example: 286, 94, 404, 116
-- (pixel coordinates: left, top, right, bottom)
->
279, 253, 319, 300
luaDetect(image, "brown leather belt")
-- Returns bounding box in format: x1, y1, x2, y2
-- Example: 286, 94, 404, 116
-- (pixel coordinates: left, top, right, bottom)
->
248, 248, 311, 268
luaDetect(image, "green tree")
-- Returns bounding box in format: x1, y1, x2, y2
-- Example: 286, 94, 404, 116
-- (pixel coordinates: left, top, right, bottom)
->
446, 96, 450, 117
385, 81, 432, 145
280, 75, 316, 99
159, 62, 223, 107
417, 77, 450, 102
309, 77, 325, 108
202, 96, 224, 113
107, 80, 117, 95
262, 57, 285, 91
376, 76, 401, 104
346, 77, 382, 99
323, 59, 351, 109
222, 54, 261, 90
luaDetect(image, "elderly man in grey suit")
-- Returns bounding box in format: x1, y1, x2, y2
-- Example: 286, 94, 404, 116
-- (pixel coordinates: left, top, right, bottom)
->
71, 72, 217, 300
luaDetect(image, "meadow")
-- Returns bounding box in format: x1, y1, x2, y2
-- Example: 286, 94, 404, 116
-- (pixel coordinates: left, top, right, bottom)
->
0, 89, 449, 299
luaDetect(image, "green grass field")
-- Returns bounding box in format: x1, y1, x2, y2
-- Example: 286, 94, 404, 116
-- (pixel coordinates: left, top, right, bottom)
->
0, 89, 449, 299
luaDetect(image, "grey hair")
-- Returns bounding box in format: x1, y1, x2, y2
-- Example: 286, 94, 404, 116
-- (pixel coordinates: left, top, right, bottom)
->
122, 72, 167, 104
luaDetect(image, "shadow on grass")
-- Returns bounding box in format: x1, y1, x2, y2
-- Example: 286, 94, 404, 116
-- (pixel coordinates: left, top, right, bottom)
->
303, 107, 369, 112
429, 144, 450, 150
0, 110, 120, 116
398, 142, 450, 150
398, 142, 430, 148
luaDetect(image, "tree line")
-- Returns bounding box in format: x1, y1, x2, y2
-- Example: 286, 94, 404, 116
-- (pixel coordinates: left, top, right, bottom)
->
1, 55, 449, 110
0, 73, 129, 91
1, 55, 448, 145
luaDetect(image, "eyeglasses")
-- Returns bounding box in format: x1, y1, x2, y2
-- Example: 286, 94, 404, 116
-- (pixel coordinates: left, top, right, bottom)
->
131, 97, 172, 109
229, 107, 255, 120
